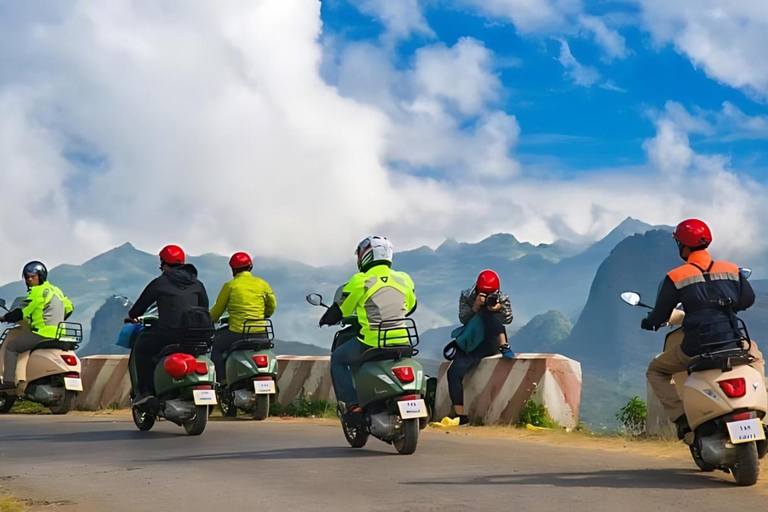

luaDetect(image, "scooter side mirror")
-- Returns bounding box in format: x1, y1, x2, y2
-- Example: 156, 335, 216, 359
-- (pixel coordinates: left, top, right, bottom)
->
620, 292, 642, 306
740, 268, 753, 280
306, 294, 324, 307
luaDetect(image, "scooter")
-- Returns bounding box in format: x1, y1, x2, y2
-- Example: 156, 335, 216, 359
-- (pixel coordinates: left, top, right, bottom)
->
121, 307, 217, 435
621, 289, 768, 486
215, 316, 278, 420
0, 297, 83, 415
306, 293, 428, 455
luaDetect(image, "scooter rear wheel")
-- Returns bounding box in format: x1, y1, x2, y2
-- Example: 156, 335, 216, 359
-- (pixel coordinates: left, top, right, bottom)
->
132, 407, 155, 431
393, 418, 419, 455
0, 394, 16, 413
252, 395, 269, 421
183, 405, 209, 436
731, 442, 759, 486
48, 391, 76, 415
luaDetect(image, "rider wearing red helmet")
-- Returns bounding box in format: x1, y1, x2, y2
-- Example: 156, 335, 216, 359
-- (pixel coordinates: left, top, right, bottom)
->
209, 252, 276, 381
447, 269, 514, 424
643, 219, 762, 438
126, 245, 209, 404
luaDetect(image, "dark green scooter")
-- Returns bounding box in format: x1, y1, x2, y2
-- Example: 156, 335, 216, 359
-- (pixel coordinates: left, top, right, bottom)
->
306, 293, 428, 455
123, 308, 217, 436
215, 317, 278, 420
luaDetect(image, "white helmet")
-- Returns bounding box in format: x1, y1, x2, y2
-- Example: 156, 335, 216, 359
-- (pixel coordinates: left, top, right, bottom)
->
356, 235, 393, 271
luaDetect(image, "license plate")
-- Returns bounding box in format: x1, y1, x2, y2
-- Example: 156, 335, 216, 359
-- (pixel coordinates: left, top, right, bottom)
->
253, 380, 276, 394
192, 389, 217, 405
63, 377, 83, 391
397, 398, 427, 419
726, 418, 766, 444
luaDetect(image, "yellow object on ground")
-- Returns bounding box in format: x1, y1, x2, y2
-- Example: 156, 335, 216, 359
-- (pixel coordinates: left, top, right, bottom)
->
429, 416, 461, 428
525, 423, 551, 432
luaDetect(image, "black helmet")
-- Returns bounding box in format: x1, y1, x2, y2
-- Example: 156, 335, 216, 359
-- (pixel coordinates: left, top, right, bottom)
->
22, 261, 48, 285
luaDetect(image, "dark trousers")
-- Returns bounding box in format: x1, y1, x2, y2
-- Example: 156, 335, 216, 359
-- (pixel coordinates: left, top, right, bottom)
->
133, 332, 166, 394
330, 338, 369, 405
447, 309, 507, 407
211, 329, 243, 383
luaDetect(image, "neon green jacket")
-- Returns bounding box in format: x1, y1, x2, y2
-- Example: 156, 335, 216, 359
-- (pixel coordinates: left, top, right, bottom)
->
210, 271, 277, 333
21, 282, 74, 338
336, 265, 416, 347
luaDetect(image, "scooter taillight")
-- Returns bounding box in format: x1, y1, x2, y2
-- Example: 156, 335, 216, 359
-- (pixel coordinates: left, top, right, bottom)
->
252, 355, 268, 368
392, 366, 414, 383
718, 378, 747, 398
61, 354, 77, 366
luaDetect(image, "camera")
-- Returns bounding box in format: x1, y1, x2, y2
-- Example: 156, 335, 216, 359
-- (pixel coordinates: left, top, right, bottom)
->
485, 292, 500, 308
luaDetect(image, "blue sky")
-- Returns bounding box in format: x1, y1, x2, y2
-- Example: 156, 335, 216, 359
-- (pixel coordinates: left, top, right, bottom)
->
321, 0, 768, 177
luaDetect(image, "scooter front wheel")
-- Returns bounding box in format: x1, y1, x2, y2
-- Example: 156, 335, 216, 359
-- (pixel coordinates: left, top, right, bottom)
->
393, 418, 419, 455
731, 442, 759, 486
341, 415, 369, 448
132, 407, 155, 431
0, 394, 16, 413
218, 390, 238, 418
183, 405, 209, 436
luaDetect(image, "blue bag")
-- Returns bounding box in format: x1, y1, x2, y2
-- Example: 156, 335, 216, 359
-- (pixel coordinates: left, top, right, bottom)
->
116, 323, 144, 348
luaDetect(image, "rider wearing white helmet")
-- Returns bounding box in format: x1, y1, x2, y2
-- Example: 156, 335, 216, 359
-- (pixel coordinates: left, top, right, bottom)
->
319, 236, 417, 420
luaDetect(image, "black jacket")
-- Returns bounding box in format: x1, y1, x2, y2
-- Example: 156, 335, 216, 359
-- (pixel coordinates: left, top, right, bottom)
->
645, 250, 754, 356
129, 264, 209, 330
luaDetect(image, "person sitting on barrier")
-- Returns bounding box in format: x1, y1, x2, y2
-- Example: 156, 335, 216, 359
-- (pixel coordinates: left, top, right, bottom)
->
319, 236, 417, 424
209, 252, 277, 382
642, 219, 763, 439
0, 261, 74, 391
446, 269, 513, 425
126, 245, 209, 404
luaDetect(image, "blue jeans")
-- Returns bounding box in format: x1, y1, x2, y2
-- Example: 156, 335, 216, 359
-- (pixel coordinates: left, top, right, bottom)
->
330, 339, 368, 405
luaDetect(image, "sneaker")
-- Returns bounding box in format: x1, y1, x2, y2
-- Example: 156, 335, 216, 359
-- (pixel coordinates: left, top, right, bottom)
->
133, 392, 153, 406
458, 415, 470, 426
675, 415, 691, 440
345, 404, 364, 427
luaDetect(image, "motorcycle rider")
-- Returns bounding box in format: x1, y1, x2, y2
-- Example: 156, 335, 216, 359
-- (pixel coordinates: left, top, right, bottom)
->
447, 269, 514, 425
209, 252, 277, 381
0, 262, 74, 391
643, 219, 764, 438
126, 245, 209, 404
319, 236, 416, 423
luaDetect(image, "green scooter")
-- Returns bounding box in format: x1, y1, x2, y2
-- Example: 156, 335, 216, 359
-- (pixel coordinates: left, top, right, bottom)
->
215, 317, 278, 420
123, 307, 217, 435
306, 293, 428, 455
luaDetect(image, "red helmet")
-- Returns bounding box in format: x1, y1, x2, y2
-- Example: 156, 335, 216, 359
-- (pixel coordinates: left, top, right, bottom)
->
159, 244, 185, 265
673, 219, 712, 249
229, 252, 253, 270
476, 269, 500, 294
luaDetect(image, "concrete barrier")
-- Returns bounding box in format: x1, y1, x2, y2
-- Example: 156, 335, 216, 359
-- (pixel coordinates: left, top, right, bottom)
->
76, 353, 583, 429
434, 354, 582, 429
75, 355, 337, 410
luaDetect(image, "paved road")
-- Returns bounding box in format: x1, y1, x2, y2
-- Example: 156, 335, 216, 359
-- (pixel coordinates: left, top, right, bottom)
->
0, 414, 765, 511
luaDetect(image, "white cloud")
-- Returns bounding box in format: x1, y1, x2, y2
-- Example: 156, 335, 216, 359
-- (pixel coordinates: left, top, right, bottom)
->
556, 39, 601, 87
352, 0, 433, 43
637, 0, 768, 98
577, 15, 628, 60
459, 0, 583, 33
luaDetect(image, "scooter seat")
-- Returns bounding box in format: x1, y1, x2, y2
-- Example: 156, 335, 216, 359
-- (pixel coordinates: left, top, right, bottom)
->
688, 351, 753, 373
226, 337, 274, 355
31, 339, 79, 352
357, 346, 414, 365
155, 342, 210, 361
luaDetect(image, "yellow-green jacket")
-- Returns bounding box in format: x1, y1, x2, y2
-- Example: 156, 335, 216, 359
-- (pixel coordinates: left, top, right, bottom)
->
21, 282, 74, 338
336, 264, 416, 347
210, 271, 277, 333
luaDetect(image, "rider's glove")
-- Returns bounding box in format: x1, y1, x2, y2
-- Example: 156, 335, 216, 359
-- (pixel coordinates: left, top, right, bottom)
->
499, 343, 515, 359
640, 317, 657, 331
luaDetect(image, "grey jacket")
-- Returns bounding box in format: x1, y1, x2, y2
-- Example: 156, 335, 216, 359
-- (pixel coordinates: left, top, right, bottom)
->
458, 286, 513, 325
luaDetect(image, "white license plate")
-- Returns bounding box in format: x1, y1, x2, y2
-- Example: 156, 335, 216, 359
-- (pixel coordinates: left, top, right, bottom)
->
397, 398, 427, 419
192, 389, 217, 405
726, 418, 766, 444
63, 377, 83, 391
253, 380, 276, 394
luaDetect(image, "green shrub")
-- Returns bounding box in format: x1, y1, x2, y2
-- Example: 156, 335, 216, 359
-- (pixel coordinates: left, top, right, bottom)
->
616, 396, 646, 436
518, 399, 559, 428
270, 395, 334, 418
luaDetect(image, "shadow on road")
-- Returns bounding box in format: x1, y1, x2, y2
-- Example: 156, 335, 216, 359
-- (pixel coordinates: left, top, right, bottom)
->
405, 469, 734, 490
0, 430, 178, 443
154, 446, 393, 463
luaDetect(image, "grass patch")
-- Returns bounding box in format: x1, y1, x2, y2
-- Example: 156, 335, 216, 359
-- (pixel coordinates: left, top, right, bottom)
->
270, 396, 335, 419
518, 400, 559, 429
0, 493, 25, 512
9, 400, 48, 415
